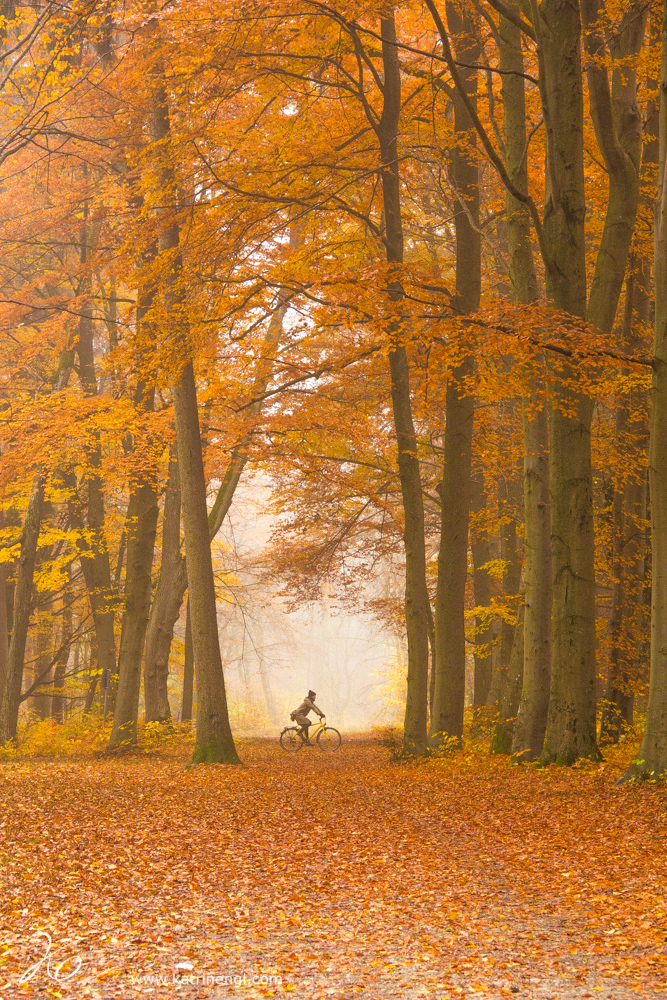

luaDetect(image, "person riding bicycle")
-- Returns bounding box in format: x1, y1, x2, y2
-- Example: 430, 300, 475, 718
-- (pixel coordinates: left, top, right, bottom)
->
290, 690, 324, 745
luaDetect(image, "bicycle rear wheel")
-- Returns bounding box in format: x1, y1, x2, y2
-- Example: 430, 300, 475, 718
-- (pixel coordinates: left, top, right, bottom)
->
316, 726, 341, 751
280, 727, 304, 751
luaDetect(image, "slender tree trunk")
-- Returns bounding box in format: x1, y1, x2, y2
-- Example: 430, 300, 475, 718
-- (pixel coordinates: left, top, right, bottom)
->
622, 1, 667, 779
108, 468, 159, 749
490, 605, 525, 754
0, 544, 8, 705
181, 598, 194, 723
494, 4, 552, 761
431, 2, 479, 746
32, 596, 52, 719
601, 47, 656, 742
142, 298, 289, 720
51, 587, 72, 724
0, 475, 45, 742
513, 402, 551, 758
470, 469, 493, 727
76, 219, 117, 709
149, 36, 239, 764
144, 446, 180, 724
375, 16, 430, 755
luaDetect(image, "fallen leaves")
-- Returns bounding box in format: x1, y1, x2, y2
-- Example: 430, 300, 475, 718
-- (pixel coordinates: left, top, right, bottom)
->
0, 737, 665, 999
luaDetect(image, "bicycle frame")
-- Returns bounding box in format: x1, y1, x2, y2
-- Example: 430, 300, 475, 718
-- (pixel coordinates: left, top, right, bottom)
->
299, 717, 327, 741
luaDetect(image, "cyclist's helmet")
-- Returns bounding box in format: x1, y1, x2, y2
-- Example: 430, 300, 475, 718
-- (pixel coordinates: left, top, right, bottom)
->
308, 690, 316, 698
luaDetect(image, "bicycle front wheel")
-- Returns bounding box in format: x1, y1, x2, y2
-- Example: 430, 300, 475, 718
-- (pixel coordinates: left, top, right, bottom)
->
280, 727, 303, 752
316, 726, 341, 751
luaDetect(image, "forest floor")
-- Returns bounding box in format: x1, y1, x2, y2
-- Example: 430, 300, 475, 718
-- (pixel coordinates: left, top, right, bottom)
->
0, 735, 666, 1000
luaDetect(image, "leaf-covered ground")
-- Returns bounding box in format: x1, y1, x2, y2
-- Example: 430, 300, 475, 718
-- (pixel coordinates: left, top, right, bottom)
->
1, 737, 666, 999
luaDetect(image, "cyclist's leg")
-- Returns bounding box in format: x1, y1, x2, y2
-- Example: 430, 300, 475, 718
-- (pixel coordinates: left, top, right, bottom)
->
294, 713, 310, 741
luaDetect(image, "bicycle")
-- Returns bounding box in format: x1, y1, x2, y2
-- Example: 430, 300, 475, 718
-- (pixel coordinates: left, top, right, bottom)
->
279, 716, 342, 751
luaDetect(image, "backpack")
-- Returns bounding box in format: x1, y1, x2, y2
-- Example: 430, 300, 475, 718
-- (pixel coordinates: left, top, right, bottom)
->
290, 711, 297, 721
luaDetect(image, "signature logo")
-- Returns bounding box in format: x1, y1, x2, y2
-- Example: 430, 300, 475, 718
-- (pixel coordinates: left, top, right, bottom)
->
19, 931, 82, 984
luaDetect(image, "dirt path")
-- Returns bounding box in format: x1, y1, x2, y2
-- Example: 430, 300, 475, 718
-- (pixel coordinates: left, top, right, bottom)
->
1, 738, 666, 999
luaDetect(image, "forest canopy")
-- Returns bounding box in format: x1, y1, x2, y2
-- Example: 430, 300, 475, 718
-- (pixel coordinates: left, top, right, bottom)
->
0, 0, 665, 779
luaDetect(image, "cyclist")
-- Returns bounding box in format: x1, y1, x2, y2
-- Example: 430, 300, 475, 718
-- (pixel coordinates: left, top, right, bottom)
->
290, 690, 324, 745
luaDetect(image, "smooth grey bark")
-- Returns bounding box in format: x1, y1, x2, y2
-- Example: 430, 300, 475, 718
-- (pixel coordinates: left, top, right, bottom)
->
0, 474, 45, 742
622, 1, 667, 780
149, 38, 239, 765
430, 2, 479, 747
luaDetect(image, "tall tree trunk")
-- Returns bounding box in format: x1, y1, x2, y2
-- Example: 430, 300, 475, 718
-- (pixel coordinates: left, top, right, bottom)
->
149, 33, 239, 764
142, 298, 289, 722
143, 446, 180, 724
375, 16, 430, 755
0, 474, 45, 742
601, 264, 650, 743
181, 598, 194, 723
494, 4, 552, 761
107, 274, 159, 750
539, 0, 644, 764
51, 575, 72, 724
470, 469, 493, 725
622, 1, 667, 780
108, 466, 159, 749
601, 41, 656, 742
513, 400, 551, 759
32, 596, 52, 720
490, 605, 525, 754
431, 2, 479, 746
76, 213, 117, 710
0, 526, 9, 705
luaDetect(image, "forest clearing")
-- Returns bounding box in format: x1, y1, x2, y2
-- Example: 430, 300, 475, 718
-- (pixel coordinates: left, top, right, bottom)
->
1, 737, 666, 1000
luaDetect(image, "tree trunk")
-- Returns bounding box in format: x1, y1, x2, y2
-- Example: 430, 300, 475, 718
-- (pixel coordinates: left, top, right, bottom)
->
181, 598, 194, 723
494, 3, 553, 761
470, 469, 493, 727
108, 470, 159, 749
513, 401, 551, 758
376, 16, 430, 756
539, 0, 644, 764
142, 298, 289, 722
490, 605, 525, 755
149, 36, 240, 764
0, 474, 45, 742
76, 225, 117, 710
622, 1, 667, 779
51, 596, 72, 724
431, 1, 479, 747
144, 446, 181, 724
32, 597, 52, 720
0, 540, 9, 706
